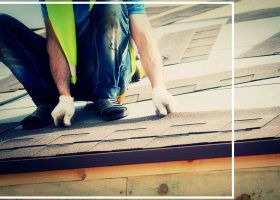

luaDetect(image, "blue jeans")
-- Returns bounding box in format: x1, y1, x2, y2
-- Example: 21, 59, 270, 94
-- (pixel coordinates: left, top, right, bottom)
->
0, 4, 131, 106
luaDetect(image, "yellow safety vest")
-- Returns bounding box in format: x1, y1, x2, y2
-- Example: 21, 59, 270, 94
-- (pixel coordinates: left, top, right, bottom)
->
46, 0, 137, 84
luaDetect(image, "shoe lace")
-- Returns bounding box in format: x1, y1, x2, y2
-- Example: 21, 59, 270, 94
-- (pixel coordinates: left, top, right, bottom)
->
108, 99, 121, 106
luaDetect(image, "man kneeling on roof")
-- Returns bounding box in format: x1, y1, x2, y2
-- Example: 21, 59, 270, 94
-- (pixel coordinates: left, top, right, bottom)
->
0, 0, 177, 130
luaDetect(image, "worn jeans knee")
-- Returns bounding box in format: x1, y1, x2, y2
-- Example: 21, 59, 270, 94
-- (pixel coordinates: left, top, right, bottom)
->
82, 3, 130, 99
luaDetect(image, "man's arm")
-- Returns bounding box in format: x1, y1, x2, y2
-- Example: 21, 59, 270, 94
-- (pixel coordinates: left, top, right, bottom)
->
45, 19, 70, 96
45, 19, 75, 126
130, 14, 177, 116
129, 14, 164, 88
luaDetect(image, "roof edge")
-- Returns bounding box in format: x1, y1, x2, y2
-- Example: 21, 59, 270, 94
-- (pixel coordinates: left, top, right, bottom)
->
0, 138, 280, 175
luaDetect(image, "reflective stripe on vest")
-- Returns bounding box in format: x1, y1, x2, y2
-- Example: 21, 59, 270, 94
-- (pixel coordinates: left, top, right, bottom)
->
46, 0, 136, 85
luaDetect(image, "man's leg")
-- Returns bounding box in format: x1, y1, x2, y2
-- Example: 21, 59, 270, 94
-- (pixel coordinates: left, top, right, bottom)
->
76, 3, 131, 120
0, 14, 58, 129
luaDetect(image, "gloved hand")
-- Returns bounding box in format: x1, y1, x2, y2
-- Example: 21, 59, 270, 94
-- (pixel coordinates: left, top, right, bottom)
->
152, 86, 177, 116
51, 95, 75, 127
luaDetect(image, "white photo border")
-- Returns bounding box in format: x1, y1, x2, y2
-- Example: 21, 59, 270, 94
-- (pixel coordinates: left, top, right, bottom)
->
0, 1, 235, 199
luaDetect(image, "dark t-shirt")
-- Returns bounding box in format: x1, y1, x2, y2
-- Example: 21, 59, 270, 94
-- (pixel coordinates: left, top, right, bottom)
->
40, 0, 145, 39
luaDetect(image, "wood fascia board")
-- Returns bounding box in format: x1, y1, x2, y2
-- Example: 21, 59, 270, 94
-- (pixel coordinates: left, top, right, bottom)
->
0, 178, 127, 196
126, 166, 280, 197
0, 167, 279, 197
0, 138, 279, 181
0, 154, 279, 188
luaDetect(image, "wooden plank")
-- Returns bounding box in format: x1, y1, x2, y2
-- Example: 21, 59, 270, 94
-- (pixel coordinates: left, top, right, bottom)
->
234, 167, 280, 200
127, 167, 280, 198
0, 154, 279, 187
0, 178, 126, 196
127, 170, 232, 196
1, 166, 279, 197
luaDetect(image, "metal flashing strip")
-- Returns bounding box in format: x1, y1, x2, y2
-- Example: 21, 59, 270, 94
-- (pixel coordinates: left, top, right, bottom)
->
0, 138, 279, 175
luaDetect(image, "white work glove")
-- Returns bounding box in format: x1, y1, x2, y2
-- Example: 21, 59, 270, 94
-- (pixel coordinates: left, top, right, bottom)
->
51, 95, 75, 127
152, 86, 177, 116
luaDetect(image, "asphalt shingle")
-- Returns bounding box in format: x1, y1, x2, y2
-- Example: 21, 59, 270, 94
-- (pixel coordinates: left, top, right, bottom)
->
0, 107, 279, 160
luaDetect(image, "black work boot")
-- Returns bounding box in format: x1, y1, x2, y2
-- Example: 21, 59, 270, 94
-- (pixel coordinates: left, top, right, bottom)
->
94, 98, 129, 121
21, 104, 54, 130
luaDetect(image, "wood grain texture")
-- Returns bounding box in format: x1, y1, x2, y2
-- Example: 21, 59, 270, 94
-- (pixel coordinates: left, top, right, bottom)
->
127, 170, 232, 196
0, 178, 126, 196
0, 166, 279, 197
234, 167, 280, 200
127, 167, 280, 198
0, 154, 279, 187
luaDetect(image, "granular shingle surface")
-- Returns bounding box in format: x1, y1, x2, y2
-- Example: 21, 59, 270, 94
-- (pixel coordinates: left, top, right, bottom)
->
0, 108, 279, 161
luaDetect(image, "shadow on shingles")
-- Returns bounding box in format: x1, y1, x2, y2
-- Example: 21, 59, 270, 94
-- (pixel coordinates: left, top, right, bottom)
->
0, 105, 163, 140
0, 121, 20, 135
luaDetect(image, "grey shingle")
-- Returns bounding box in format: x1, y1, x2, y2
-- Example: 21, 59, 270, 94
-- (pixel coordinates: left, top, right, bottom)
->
145, 6, 180, 17
227, 7, 280, 24
90, 138, 154, 152
0, 146, 45, 160
238, 32, 280, 58
0, 122, 20, 135
124, 62, 280, 104
33, 142, 98, 157
150, 4, 225, 27
0, 137, 41, 150
50, 126, 113, 145
0, 75, 23, 93
221, 115, 278, 132
161, 120, 228, 136
0, 108, 279, 160
146, 132, 220, 149
158, 30, 194, 66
